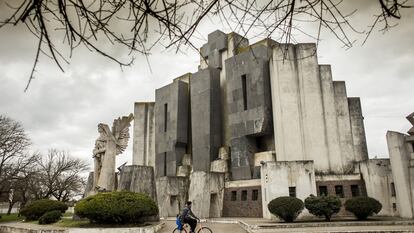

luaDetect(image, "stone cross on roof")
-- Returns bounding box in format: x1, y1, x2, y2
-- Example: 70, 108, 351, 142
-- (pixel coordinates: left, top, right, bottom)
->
200, 30, 228, 69
407, 112, 414, 135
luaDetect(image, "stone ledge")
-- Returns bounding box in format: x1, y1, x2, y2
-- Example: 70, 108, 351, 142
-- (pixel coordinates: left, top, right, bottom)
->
0, 222, 164, 233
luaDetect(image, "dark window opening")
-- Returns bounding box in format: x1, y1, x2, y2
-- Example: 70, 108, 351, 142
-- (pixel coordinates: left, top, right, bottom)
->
241, 190, 248, 201
392, 203, 397, 211
164, 103, 168, 132
351, 185, 360, 197
252, 189, 259, 201
231, 191, 237, 201
335, 185, 344, 198
391, 182, 396, 197
289, 187, 296, 197
319, 186, 328, 196
241, 74, 247, 111
163, 152, 167, 176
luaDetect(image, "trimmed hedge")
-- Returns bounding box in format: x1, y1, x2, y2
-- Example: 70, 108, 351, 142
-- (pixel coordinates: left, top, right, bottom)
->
268, 196, 304, 223
75, 191, 158, 224
304, 195, 341, 221
20, 199, 68, 221
39, 210, 62, 224
345, 196, 382, 220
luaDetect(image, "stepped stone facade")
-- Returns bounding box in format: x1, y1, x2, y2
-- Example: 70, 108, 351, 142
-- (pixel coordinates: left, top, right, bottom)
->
97, 30, 413, 220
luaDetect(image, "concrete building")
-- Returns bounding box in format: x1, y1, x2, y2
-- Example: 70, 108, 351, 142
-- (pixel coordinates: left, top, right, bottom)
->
125, 30, 414, 219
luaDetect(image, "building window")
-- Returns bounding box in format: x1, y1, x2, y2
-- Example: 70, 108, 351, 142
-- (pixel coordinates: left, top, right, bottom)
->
391, 182, 396, 197
392, 203, 397, 211
241, 74, 248, 111
241, 190, 248, 201
319, 186, 328, 196
231, 191, 237, 201
252, 189, 259, 201
163, 152, 167, 176
164, 103, 168, 132
335, 185, 344, 198
289, 187, 296, 197
351, 185, 360, 197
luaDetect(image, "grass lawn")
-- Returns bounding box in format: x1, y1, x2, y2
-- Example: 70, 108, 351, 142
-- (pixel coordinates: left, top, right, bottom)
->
0, 213, 24, 223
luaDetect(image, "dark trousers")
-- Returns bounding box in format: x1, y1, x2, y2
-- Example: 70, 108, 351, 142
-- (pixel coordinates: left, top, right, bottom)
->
183, 218, 197, 232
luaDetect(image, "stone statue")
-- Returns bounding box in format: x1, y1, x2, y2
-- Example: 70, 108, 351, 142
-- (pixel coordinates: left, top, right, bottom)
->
92, 113, 134, 192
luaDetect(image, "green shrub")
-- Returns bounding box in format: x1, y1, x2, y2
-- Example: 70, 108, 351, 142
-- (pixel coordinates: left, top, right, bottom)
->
304, 195, 341, 221
268, 196, 304, 222
20, 199, 68, 221
345, 196, 382, 220
38, 210, 62, 224
75, 191, 158, 224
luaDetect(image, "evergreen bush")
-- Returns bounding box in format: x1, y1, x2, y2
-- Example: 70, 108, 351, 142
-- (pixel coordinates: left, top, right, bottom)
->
345, 196, 382, 220
20, 199, 68, 221
75, 191, 158, 224
38, 210, 62, 224
304, 194, 341, 221
267, 196, 304, 222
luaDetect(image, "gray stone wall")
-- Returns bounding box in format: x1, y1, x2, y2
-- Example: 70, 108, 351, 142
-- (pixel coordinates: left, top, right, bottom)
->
117, 165, 157, 202
348, 97, 369, 162
191, 68, 222, 172
225, 44, 273, 180
132, 102, 155, 167
156, 176, 189, 217
155, 80, 189, 177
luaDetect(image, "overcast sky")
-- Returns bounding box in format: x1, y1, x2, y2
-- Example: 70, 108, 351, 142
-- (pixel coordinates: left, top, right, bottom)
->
0, 1, 413, 170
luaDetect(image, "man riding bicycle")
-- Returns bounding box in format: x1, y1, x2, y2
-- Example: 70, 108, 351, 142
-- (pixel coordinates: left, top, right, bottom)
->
180, 201, 200, 233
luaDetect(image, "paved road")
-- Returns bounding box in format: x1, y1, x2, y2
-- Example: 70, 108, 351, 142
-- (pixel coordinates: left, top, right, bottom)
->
158, 220, 248, 233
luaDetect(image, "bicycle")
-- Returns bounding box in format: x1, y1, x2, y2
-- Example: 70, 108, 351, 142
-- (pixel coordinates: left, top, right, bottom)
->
172, 220, 213, 233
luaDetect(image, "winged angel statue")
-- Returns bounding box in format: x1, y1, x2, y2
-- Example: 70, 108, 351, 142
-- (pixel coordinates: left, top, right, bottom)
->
92, 113, 133, 192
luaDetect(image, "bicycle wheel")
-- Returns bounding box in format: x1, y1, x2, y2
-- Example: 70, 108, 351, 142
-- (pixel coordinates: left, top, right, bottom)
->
173, 228, 188, 233
197, 226, 213, 233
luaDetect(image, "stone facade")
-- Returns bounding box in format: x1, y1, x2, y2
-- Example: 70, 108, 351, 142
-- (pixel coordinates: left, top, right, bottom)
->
124, 30, 414, 220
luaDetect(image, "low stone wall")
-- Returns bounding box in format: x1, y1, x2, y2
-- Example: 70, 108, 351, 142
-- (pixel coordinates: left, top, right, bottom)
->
0, 223, 164, 233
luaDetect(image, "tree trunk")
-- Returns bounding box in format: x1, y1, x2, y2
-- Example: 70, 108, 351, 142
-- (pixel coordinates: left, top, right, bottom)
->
7, 200, 15, 215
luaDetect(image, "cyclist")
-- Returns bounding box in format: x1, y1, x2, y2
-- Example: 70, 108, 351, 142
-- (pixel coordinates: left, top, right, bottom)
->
180, 201, 200, 233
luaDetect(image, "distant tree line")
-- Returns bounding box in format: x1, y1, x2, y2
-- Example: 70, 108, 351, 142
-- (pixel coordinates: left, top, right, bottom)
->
0, 115, 88, 215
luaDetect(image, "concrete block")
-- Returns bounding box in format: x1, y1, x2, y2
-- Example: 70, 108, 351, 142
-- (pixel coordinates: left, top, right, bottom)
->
182, 153, 192, 166
230, 137, 256, 180
132, 102, 155, 167
333, 81, 356, 173
155, 80, 189, 177
261, 160, 316, 219
188, 171, 225, 218
348, 97, 369, 162
359, 159, 395, 216
219, 147, 230, 160
117, 165, 157, 202
210, 159, 228, 173
387, 131, 414, 218
177, 165, 191, 177
254, 151, 276, 167
191, 68, 222, 172
319, 65, 343, 173
83, 172, 94, 197
156, 176, 189, 218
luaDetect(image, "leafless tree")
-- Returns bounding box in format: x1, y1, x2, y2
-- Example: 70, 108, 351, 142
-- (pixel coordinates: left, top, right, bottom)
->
0, 115, 31, 192
32, 149, 89, 202
0, 0, 412, 91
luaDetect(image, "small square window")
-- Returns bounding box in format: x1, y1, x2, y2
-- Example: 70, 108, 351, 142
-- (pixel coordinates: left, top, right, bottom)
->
252, 189, 259, 201
231, 191, 237, 201
335, 185, 344, 198
241, 190, 247, 201
319, 186, 328, 196
289, 187, 296, 197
